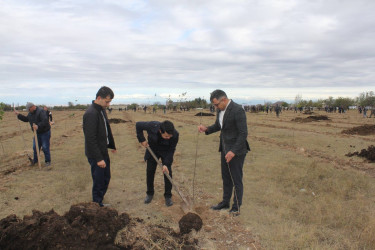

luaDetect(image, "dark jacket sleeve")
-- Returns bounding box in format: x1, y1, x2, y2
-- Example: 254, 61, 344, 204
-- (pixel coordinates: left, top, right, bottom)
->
103, 111, 116, 150
83, 110, 103, 162
162, 131, 179, 166
230, 105, 249, 155
205, 111, 221, 135
220, 103, 250, 155
17, 114, 29, 122
136, 121, 149, 143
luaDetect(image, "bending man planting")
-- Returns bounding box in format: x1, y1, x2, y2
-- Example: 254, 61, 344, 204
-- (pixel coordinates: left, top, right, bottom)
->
136, 120, 179, 207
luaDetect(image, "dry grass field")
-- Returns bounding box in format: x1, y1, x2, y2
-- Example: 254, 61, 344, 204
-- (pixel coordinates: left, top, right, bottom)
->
1, 108, 375, 249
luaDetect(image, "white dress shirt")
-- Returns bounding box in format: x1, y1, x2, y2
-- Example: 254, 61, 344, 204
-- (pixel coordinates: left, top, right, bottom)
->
219, 99, 231, 128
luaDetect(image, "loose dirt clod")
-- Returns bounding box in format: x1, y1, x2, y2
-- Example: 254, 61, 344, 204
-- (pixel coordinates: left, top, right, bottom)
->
346, 145, 375, 162
342, 124, 375, 136
195, 112, 215, 116
179, 212, 203, 234
292, 115, 330, 123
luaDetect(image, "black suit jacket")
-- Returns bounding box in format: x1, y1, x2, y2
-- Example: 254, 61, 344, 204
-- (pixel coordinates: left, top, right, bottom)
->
136, 121, 179, 166
83, 102, 116, 162
206, 100, 250, 155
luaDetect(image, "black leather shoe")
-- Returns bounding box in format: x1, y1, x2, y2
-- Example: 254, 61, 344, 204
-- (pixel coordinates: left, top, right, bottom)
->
144, 195, 153, 204
229, 207, 240, 216
211, 201, 230, 210
165, 198, 173, 207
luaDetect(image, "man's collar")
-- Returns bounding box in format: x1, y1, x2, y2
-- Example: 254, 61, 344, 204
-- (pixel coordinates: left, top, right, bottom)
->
222, 99, 231, 112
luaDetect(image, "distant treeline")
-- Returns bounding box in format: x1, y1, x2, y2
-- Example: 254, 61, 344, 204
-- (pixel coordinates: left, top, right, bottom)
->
1, 91, 374, 112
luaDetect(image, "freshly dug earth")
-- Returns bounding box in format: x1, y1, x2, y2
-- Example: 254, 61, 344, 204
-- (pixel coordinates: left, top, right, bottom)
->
179, 212, 203, 234
0, 202, 200, 249
195, 112, 215, 116
346, 145, 375, 162
0, 202, 130, 249
341, 124, 375, 136
292, 115, 330, 123
108, 118, 130, 124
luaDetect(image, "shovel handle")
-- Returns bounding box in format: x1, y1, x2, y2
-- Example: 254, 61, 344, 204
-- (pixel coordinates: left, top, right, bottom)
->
33, 124, 41, 169
146, 146, 190, 206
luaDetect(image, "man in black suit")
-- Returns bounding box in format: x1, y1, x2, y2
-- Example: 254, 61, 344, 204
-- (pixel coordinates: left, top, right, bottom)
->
136, 120, 179, 207
83, 86, 117, 207
198, 89, 250, 214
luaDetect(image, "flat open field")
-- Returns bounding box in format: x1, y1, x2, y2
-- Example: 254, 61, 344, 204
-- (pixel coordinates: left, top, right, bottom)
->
1, 108, 375, 249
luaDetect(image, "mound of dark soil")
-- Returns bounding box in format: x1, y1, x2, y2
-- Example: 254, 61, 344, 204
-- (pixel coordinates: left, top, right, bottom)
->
346, 145, 375, 162
108, 118, 130, 124
342, 124, 375, 136
0, 202, 200, 249
195, 112, 215, 116
292, 115, 330, 123
0, 202, 129, 250
179, 212, 203, 234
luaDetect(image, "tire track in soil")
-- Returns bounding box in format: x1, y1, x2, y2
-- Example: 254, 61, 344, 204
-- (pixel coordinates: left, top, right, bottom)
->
122, 112, 261, 249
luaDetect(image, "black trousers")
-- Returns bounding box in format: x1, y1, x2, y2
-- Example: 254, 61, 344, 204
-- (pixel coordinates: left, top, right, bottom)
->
88, 157, 111, 205
221, 151, 246, 209
146, 156, 172, 198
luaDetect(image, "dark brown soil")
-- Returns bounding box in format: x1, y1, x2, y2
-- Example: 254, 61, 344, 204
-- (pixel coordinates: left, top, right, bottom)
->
0, 202, 200, 249
108, 118, 130, 124
346, 145, 375, 162
292, 115, 330, 123
341, 124, 375, 136
195, 112, 215, 116
179, 212, 203, 234
0, 202, 129, 249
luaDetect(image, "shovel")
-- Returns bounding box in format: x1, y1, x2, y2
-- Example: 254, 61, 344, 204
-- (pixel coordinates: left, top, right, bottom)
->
146, 146, 192, 212
33, 124, 41, 170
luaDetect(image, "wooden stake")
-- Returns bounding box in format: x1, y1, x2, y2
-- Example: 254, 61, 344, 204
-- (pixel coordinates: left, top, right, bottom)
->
33, 123, 41, 169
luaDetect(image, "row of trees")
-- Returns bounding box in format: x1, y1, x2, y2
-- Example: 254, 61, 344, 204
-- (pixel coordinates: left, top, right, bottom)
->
293, 91, 375, 109
1, 91, 374, 113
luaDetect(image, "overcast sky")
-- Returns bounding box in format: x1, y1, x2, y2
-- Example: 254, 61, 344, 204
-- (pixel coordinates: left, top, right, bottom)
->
1, 0, 374, 106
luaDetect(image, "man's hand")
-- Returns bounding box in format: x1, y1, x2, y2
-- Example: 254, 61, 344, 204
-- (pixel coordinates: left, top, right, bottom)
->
198, 125, 207, 133
162, 165, 169, 175
32, 124, 38, 131
141, 141, 149, 148
97, 160, 106, 168
225, 151, 235, 163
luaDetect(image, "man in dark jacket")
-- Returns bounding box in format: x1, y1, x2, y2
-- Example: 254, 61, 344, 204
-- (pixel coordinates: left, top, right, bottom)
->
83, 86, 116, 207
136, 120, 179, 207
198, 89, 250, 215
15, 102, 51, 167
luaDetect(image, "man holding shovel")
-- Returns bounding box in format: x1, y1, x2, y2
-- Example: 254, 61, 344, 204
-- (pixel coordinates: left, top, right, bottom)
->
83, 86, 116, 207
15, 102, 51, 167
136, 120, 179, 207
198, 89, 250, 215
